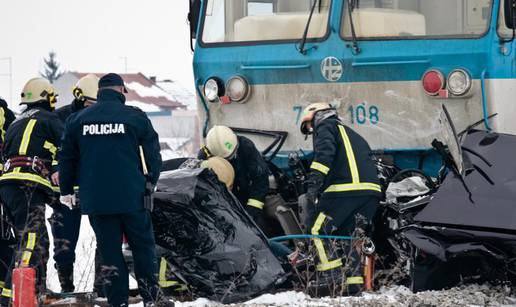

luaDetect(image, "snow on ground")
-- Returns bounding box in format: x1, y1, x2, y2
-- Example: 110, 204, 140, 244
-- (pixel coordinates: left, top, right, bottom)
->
173, 285, 516, 307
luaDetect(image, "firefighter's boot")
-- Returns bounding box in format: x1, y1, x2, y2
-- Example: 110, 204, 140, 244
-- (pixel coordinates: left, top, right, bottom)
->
56, 264, 74, 293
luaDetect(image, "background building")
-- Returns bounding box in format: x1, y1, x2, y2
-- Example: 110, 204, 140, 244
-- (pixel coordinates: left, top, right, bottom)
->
54, 72, 199, 159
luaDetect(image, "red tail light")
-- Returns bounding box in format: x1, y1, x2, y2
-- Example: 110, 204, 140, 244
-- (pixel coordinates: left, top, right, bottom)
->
422, 70, 445, 96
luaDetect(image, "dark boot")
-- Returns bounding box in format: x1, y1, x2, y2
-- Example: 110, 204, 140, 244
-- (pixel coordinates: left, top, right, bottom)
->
56, 264, 74, 293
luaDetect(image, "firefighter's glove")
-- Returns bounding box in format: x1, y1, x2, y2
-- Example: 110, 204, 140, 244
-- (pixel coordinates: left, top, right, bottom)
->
306, 192, 318, 207
60, 194, 77, 210
306, 172, 324, 205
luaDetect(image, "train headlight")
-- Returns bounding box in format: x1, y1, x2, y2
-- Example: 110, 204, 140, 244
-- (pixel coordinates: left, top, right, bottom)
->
203, 78, 224, 102
422, 69, 445, 96
226, 76, 250, 103
447, 69, 471, 96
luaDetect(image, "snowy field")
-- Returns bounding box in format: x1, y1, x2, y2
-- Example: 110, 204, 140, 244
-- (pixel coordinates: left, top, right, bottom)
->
44, 208, 516, 307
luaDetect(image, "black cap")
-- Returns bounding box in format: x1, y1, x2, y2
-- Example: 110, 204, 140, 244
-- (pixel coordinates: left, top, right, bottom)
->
99, 73, 128, 93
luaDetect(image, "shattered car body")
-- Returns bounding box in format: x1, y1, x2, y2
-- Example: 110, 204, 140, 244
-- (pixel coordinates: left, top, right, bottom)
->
376, 129, 516, 291
151, 168, 286, 303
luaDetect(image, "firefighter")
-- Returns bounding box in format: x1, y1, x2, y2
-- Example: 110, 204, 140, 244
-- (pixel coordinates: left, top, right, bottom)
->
55, 73, 99, 121
58, 73, 167, 307
50, 74, 100, 293
299, 103, 380, 283
0, 97, 16, 303
0, 78, 63, 304
199, 126, 270, 230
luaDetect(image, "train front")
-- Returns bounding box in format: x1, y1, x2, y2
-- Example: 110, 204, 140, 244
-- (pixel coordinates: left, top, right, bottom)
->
192, 0, 509, 172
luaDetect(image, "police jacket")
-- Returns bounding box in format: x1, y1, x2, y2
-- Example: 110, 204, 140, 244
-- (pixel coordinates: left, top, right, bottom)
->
55, 99, 84, 123
0, 105, 63, 194
0, 98, 15, 145
59, 89, 162, 215
199, 135, 270, 210
308, 115, 380, 199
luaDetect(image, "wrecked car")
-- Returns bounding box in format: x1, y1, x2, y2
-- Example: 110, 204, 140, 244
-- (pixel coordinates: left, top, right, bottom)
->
124, 106, 516, 302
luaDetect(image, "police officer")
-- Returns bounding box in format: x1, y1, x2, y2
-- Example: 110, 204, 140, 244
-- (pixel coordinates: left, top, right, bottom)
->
199, 126, 270, 229
50, 74, 100, 293
0, 78, 63, 303
59, 73, 166, 307
299, 103, 380, 279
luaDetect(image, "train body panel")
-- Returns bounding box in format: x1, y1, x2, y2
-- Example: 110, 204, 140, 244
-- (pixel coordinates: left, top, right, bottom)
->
192, 0, 516, 158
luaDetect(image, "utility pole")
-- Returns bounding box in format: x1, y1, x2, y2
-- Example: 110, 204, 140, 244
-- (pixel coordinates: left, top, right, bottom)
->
119, 56, 128, 73
0, 57, 12, 107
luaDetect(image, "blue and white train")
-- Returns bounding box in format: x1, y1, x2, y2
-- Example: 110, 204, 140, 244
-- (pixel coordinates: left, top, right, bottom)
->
188, 0, 516, 173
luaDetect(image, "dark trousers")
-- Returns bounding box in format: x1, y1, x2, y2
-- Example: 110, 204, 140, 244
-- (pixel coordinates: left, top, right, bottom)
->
49, 205, 81, 266
0, 240, 13, 291
0, 183, 50, 296
89, 209, 158, 306
307, 195, 379, 272
308, 195, 379, 236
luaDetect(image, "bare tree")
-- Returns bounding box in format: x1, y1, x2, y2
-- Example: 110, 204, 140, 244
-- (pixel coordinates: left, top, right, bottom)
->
40, 51, 64, 84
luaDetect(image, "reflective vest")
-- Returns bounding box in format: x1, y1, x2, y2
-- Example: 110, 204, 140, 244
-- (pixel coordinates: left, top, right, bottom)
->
309, 117, 381, 198
0, 107, 63, 194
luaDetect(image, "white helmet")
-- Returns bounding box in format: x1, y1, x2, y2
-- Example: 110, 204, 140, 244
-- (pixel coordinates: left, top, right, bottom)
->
21, 78, 57, 106
201, 157, 235, 189
73, 74, 100, 102
205, 125, 238, 159
300, 102, 334, 135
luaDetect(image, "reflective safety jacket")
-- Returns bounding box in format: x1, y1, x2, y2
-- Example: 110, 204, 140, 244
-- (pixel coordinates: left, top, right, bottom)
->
0, 106, 63, 193
230, 136, 270, 210
309, 116, 380, 198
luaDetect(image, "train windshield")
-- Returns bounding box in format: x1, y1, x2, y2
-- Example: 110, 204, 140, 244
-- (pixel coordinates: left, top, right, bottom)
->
342, 0, 491, 39
201, 0, 331, 44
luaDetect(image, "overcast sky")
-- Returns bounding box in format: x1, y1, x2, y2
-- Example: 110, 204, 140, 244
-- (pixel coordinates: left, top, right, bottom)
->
0, 0, 194, 107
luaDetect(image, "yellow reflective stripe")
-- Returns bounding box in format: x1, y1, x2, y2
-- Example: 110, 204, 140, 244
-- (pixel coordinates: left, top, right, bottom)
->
311, 213, 343, 271
338, 125, 359, 183
43, 140, 57, 157
311, 213, 329, 264
247, 199, 264, 210
346, 276, 364, 285
311, 213, 327, 236
0, 107, 5, 143
324, 182, 381, 193
0, 171, 52, 189
310, 162, 330, 175
51, 160, 58, 166
159, 257, 179, 288
317, 259, 343, 271
1, 288, 12, 298
26, 232, 36, 250
19, 119, 37, 155
0, 281, 4, 288
21, 232, 36, 267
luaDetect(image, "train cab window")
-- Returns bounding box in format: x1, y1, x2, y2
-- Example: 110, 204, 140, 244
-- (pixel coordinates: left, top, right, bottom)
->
341, 0, 491, 39
201, 0, 331, 44
498, 0, 513, 37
